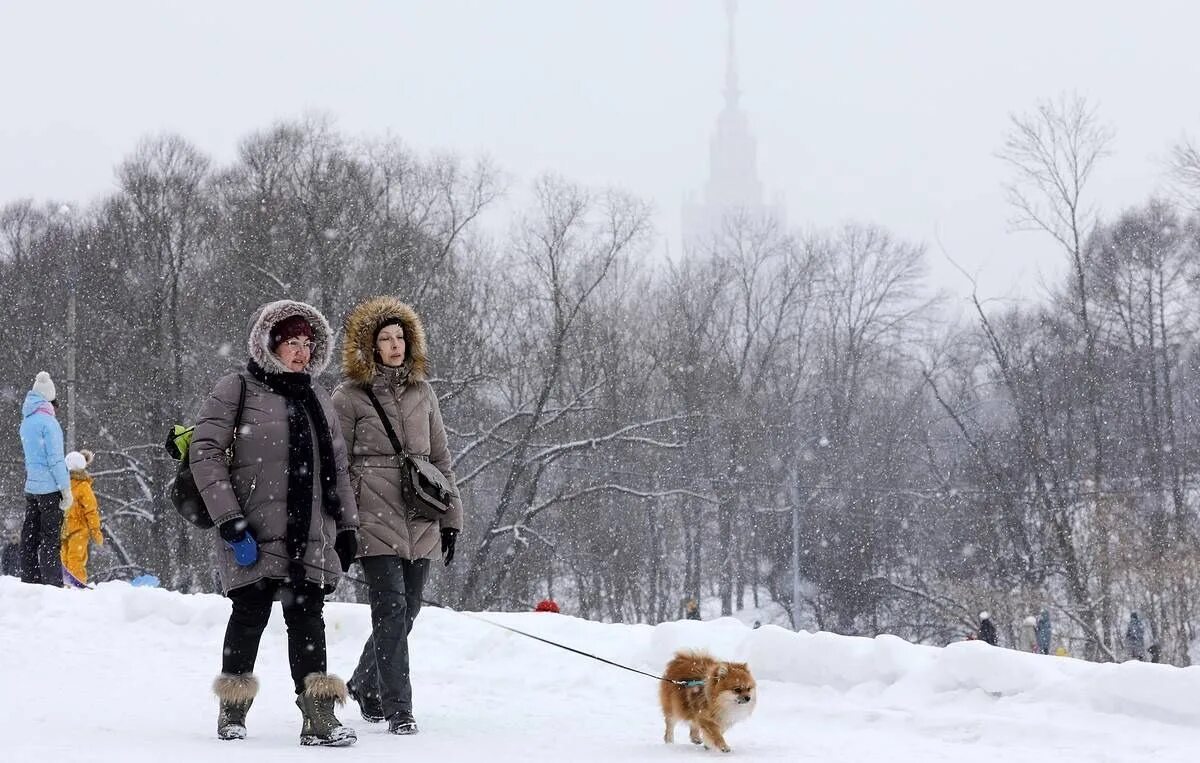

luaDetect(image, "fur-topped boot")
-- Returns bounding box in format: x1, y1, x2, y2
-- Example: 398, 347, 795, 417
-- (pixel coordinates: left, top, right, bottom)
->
213, 673, 258, 740
295, 673, 357, 747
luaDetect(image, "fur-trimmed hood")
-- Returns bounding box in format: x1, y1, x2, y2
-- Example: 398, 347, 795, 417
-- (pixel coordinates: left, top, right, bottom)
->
341, 296, 428, 386
246, 300, 335, 376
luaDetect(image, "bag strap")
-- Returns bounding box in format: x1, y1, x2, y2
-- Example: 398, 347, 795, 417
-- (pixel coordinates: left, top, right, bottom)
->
364, 387, 407, 460
234, 374, 247, 437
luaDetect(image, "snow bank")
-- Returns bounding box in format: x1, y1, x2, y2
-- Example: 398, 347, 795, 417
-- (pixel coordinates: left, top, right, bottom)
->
5, 579, 1193, 727
650, 615, 1200, 728
1, 577, 1196, 761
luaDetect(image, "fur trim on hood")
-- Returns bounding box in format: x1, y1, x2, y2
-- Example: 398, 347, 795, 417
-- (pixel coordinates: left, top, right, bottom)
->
341, 296, 427, 387
246, 300, 335, 376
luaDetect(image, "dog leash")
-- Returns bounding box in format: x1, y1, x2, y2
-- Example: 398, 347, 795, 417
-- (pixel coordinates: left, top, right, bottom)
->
254, 547, 703, 687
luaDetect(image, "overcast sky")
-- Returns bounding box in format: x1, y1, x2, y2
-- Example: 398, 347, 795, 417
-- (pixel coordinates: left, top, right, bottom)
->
2, 0, 1198, 303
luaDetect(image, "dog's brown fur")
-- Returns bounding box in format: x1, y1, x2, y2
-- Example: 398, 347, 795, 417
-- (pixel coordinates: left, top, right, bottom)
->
659, 650, 756, 753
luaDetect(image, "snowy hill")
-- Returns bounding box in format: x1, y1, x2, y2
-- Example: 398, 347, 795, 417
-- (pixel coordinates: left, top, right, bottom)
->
0, 577, 1195, 761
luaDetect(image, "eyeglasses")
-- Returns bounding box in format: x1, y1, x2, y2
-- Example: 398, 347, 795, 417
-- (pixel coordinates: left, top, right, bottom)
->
282, 339, 315, 352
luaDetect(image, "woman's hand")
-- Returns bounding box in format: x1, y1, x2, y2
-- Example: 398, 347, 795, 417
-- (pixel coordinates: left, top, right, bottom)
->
441, 528, 458, 567
334, 529, 358, 572
219, 518, 258, 567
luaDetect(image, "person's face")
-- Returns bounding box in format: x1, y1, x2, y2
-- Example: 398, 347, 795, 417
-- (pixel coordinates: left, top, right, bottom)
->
274, 337, 314, 372
375, 325, 406, 367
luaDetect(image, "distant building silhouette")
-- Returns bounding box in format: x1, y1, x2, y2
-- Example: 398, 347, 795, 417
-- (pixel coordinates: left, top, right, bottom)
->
682, 0, 785, 252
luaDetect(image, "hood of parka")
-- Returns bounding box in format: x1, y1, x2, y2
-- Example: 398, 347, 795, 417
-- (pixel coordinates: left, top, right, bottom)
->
341, 296, 428, 387
246, 299, 335, 376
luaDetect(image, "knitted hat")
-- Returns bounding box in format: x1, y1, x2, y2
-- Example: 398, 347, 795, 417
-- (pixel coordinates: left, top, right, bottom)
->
32, 371, 56, 402
269, 315, 315, 351
373, 317, 406, 344
65, 451, 87, 472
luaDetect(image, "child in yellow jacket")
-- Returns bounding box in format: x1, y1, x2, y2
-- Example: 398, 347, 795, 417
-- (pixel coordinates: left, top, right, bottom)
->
62, 449, 102, 587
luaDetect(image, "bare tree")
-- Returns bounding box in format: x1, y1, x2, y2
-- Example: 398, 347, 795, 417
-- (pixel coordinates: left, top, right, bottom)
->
456, 176, 669, 609
101, 134, 214, 590
800, 224, 933, 633
998, 94, 1114, 655
1088, 201, 1195, 663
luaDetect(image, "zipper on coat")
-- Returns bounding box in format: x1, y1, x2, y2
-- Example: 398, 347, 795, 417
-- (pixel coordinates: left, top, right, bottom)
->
239, 471, 260, 514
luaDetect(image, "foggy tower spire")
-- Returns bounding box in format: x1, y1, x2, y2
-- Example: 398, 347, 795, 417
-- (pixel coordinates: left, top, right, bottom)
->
725, 0, 740, 110
682, 0, 784, 251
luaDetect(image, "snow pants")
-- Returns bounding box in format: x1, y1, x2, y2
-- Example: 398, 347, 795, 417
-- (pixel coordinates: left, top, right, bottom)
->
350, 556, 430, 719
61, 529, 92, 586
20, 492, 62, 587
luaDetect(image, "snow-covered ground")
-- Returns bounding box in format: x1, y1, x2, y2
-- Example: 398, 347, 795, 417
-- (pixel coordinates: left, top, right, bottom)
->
1, 577, 1196, 761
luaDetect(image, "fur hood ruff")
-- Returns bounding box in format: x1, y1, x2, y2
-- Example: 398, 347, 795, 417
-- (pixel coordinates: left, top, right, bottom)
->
246, 300, 335, 376
341, 296, 428, 386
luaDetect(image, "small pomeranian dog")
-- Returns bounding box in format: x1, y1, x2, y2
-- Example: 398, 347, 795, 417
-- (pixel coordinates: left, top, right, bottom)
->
659, 650, 756, 753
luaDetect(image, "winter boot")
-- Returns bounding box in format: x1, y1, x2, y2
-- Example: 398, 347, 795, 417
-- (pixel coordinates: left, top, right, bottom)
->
387, 710, 419, 735
347, 679, 385, 724
296, 673, 357, 747
213, 673, 258, 741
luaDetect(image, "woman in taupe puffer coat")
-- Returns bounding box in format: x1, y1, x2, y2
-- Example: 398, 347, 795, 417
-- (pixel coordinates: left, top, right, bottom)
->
332, 296, 464, 735
190, 299, 359, 747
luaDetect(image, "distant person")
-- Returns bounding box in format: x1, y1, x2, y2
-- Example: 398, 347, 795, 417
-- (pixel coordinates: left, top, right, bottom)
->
1125, 612, 1147, 661
534, 599, 560, 613
1021, 615, 1038, 652
977, 611, 998, 646
685, 599, 701, 621
19, 371, 71, 587
1148, 642, 1161, 664
61, 449, 103, 587
1, 525, 20, 577
1035, 609, 1052, 655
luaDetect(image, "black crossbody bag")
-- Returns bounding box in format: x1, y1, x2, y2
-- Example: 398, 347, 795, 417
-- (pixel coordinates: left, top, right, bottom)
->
363, 388, 455, 522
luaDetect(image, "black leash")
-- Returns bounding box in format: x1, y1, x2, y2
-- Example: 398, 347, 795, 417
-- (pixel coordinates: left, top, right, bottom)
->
255, 547, 700, 687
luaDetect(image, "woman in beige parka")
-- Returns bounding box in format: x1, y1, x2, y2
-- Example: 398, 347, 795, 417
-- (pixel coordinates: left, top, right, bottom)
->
332, 296, 464, 735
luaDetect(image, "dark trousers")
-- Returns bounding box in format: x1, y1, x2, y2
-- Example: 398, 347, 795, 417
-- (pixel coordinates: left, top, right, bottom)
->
20, 492, 62, 587
221, 579, 327, 695
351, 556, 430, 718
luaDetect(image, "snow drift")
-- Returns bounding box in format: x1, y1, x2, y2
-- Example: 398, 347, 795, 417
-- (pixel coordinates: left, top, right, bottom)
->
0, 577, 1194, 761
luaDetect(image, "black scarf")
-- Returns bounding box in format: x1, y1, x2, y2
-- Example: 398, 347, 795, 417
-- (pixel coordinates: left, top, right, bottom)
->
247, 360, 343, 582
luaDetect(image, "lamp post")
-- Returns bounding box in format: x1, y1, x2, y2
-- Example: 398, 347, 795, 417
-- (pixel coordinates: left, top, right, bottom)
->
791, 489, 800, 629
791, 434, 828, 630
55, 204, 78, 452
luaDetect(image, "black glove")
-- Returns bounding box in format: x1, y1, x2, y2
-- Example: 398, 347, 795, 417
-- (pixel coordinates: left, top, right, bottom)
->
218, 517, 250, 543
287, 558, 307, 584
441, 528, 458, 567
334, 530, 358, 573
